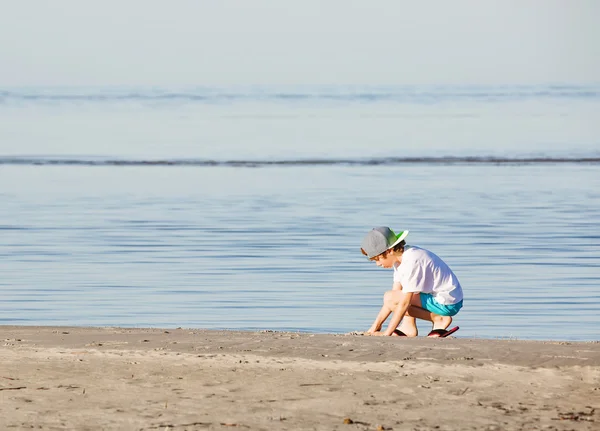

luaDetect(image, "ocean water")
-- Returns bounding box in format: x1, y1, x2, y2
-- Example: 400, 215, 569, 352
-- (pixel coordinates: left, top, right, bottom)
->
1, 85, 599, 341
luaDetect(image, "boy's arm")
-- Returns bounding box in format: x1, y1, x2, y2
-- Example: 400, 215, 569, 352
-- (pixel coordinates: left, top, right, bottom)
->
367, 282, 405, 333
367, 304, 391, 333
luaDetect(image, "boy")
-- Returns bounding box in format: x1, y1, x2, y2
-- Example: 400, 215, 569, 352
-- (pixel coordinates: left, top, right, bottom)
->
360, 227, 463, 337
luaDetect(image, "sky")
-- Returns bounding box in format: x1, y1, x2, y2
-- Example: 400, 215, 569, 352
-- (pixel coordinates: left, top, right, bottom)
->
0, 0, 599, 87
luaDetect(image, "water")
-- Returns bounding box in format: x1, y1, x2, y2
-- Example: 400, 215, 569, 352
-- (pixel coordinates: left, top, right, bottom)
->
1, 85, 599, 341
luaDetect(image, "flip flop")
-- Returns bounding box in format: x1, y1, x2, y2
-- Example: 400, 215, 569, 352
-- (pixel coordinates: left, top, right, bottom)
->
393, 329, 408, 337
427, 326, 459, 338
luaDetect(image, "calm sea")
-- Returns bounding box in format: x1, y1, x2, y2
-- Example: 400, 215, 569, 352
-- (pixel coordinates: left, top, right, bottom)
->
1, 85, 599, 341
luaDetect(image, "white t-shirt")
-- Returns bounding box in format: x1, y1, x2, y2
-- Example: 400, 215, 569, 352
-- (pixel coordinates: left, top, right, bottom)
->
393, 246, 463, 305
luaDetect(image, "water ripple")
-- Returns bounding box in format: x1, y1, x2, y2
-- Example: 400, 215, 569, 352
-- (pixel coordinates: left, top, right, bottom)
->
1, 156, 599, 167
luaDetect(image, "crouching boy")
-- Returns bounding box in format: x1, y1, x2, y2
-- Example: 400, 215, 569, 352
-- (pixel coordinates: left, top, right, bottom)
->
360, 227, 463, 337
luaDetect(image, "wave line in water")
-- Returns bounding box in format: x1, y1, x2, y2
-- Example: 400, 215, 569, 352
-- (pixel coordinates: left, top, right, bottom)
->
1, 156, 600, 167
1, 85, 599, 104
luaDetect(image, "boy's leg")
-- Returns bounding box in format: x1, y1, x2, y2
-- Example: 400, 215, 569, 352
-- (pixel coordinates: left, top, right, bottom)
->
395, 314, 418, 337
405, 294, 452, 331
382, 291, 418, 337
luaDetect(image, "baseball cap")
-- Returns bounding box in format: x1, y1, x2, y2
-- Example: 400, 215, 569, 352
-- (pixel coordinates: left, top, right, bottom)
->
360, 227, 409, 259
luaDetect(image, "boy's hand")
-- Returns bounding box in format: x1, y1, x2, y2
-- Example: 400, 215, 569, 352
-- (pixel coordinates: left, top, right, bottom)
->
366, 331, 388, 336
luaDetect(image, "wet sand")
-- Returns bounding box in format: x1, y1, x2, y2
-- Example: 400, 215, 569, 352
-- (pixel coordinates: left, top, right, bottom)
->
1, 326, 599, 430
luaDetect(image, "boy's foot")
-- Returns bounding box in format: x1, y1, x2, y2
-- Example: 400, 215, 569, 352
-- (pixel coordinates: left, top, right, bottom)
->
427, 326, 459, 338
393, 329, 418, 337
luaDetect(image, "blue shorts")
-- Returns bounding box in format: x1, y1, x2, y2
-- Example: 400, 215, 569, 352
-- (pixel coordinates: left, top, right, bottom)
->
419, 293, 463, 316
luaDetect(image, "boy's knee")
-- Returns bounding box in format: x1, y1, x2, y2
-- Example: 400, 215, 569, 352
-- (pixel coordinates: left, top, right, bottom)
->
383, 290, 400, 306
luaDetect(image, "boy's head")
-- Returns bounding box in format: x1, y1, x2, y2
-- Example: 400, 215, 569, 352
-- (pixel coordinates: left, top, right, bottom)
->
360, 227, 409, 263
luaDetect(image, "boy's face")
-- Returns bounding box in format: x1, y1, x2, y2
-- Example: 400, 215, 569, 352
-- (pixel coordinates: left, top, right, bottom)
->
371, 250, 395, 268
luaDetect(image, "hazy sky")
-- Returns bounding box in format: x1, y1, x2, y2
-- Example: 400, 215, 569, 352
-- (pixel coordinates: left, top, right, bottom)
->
1, 0, 598, 86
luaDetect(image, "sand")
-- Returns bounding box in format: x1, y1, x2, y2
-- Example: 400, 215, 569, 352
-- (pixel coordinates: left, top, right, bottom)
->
1, 326, 599, 430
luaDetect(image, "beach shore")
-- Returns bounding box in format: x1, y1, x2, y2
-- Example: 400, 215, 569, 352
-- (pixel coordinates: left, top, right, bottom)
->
1, 327, 598, 430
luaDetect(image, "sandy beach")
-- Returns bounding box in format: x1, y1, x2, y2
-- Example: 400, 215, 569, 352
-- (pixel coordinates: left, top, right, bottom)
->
1, 327, 598, 430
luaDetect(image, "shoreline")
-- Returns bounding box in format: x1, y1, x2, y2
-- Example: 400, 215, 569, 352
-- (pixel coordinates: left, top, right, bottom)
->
2, 326, 599, 430
2, 325, 599, 367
